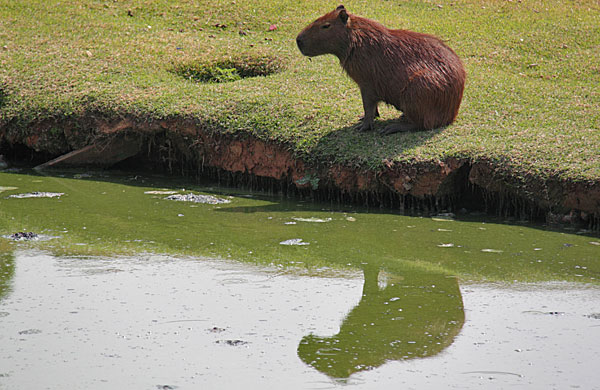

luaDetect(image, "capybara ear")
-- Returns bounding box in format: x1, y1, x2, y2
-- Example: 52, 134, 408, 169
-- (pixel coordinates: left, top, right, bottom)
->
338, 7, 348, 24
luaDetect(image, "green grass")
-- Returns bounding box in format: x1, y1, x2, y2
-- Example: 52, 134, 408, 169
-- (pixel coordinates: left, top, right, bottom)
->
0, 0, 599, 181
171, 53, 285, 83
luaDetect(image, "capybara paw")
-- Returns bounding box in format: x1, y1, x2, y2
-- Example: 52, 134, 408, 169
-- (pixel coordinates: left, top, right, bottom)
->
355, 121, 373, 132
379, 122, 418, 135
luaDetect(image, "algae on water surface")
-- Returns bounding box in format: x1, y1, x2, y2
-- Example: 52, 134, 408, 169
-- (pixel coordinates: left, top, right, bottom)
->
0, 170, 598, 284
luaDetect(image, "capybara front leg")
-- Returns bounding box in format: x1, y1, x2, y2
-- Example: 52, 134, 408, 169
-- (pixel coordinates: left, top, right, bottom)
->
356, 92, 378, 132
359, 107, 379, 121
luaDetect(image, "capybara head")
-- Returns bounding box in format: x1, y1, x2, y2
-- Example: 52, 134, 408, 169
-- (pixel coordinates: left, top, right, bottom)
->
296, 5, 350, 58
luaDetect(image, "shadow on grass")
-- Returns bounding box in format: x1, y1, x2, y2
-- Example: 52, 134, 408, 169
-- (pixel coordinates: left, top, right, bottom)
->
0, 84, 8, 109
311, 118, 444, 168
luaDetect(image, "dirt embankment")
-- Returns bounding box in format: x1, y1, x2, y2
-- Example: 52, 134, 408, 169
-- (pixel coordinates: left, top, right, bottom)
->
1, 116, 598, 228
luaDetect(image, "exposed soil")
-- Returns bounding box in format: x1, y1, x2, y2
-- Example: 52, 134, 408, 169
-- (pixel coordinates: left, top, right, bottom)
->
1, 115, 598, 229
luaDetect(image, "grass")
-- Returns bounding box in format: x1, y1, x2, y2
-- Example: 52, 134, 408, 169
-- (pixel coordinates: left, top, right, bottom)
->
0, 0, 599, 182
171, 53, 284, 83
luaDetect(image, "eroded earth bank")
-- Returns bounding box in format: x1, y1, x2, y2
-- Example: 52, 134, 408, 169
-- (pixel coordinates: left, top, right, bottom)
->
1, 116, 598, 229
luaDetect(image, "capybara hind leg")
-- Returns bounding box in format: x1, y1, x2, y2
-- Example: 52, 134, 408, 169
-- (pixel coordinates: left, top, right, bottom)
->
379, 122, 420, 135
379, 116, 420, 135
355, 121, 372, 132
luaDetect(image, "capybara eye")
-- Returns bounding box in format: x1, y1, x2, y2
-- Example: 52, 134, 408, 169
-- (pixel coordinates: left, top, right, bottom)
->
321, 23, 331, 29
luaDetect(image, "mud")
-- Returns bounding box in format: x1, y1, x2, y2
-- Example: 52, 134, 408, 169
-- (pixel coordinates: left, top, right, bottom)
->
0, 115, 598, 229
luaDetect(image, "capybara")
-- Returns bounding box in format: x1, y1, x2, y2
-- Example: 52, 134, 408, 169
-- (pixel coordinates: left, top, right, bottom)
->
296, 5, 466, 134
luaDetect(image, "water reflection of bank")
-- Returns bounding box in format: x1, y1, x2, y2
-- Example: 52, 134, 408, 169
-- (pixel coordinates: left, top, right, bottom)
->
0, 241, 15, 301
298, 264, 464, 379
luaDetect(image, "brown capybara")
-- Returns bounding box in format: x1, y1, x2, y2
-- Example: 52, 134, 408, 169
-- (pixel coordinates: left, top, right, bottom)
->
296, 5, 466, 134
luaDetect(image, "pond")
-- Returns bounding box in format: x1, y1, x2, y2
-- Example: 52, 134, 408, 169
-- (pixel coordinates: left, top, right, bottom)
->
1, 170, 599, 389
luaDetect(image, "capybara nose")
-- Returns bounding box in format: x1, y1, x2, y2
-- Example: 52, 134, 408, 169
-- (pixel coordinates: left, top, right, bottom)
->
296, 36, 304, 52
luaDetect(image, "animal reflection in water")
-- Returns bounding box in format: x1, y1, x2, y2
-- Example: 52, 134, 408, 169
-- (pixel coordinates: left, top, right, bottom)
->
297, 265, 464, 379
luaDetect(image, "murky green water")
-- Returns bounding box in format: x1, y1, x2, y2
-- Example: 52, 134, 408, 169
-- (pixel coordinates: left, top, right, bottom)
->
1, 170, 599, 389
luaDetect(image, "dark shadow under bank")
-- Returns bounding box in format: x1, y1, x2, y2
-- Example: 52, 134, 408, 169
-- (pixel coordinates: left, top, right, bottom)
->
0, 116, 598, 231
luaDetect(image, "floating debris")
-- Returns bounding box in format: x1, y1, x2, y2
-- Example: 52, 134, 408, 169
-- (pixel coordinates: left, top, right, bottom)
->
0, 186, 17, 193
144, 190, 179, 195
481, 248, 503, 253
216, 339, 248, 346
18, 329, 42, 335
73, 173, 93, 179
8, 192, 64, 199
292, 217, 332, 223
284, 221, 297, 225
432, 213, 455, 222
346, 216, 356, 222
3, 232, 57, 242
437, 243, 455, 248
462, 371, 523, 378
165, 193, 231, 204
279, 238, 309, 246
8, 232, 38, 241
589, 241, 600, 246
208, 326, 227, 333
523, 310, 565, 316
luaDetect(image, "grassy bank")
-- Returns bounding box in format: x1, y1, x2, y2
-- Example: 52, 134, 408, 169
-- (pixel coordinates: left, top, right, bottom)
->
0, 0, 599, 181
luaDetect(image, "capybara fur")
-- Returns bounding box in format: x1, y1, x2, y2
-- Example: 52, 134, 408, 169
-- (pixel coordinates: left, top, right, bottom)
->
296, 5, 466, 134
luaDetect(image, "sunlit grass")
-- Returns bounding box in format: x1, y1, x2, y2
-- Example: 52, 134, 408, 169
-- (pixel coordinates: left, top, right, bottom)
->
0, 0, 598, 180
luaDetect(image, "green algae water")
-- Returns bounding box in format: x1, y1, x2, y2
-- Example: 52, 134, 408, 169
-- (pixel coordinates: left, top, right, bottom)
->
1, 170, 599, 389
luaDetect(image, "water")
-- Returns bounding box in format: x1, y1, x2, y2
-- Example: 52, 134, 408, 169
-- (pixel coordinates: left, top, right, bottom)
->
1, 170, 599, 389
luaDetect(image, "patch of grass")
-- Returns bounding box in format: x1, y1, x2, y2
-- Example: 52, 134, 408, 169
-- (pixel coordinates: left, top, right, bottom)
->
0, 0, 598, 182
0, 81, 9, 110
172, 53, 284, 83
